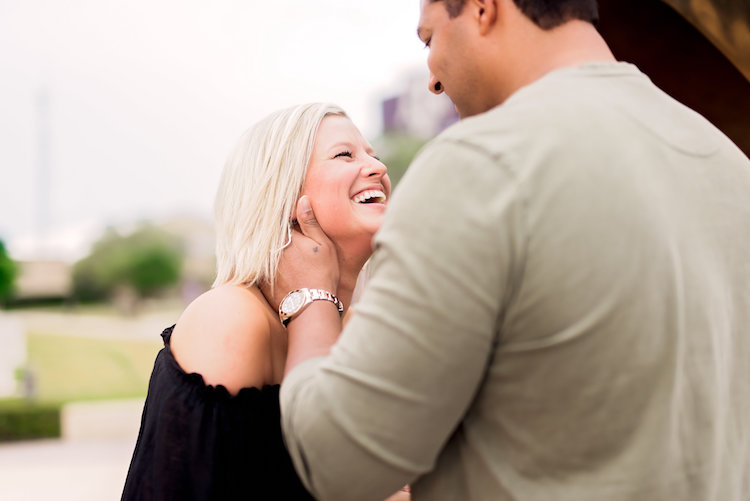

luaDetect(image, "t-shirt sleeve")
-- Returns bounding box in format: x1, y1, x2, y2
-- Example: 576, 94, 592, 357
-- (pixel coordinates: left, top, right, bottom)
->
281, 138, 526, 500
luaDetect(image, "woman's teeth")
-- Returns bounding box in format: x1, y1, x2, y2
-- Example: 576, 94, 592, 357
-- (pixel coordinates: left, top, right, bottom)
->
352, 190, 386, 204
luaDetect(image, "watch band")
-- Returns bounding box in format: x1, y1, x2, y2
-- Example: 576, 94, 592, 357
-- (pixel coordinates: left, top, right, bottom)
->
278, 288, 344, 326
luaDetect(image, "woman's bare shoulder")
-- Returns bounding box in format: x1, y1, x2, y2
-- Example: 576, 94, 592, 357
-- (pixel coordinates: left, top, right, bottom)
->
171, 284, 276, 393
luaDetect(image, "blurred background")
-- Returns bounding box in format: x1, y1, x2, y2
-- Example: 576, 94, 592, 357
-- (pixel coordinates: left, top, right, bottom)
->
0, 0, 748, 499
0, 1, 457, 499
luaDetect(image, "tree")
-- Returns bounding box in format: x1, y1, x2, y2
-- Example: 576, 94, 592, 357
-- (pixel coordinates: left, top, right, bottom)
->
72, 224, 183, 303
373, 132, 427, 187
0, 239, 18, 305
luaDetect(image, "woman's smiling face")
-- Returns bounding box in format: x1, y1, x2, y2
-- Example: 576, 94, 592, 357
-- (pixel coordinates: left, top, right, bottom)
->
301, 114, 391, 259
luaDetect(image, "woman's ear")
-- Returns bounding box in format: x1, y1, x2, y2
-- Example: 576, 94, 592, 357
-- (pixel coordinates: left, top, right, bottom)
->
291, 197, 301, 224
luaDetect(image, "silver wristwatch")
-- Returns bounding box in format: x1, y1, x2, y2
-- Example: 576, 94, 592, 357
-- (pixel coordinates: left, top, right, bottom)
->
278, 288, 344, 326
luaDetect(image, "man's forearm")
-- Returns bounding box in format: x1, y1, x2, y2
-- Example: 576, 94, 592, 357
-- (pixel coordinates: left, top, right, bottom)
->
284, 301, 342, 376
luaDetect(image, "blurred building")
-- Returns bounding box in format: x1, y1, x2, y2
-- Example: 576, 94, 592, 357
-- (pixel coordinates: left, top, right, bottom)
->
381, 67, 459, 139
14, 260, 72, 301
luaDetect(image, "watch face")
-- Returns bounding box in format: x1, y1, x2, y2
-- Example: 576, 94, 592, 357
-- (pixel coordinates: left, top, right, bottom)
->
281, 291, 305, 314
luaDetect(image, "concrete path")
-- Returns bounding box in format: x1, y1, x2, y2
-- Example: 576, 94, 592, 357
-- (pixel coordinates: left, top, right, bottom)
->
0, 399, 144, 501
0, 436, 137, 501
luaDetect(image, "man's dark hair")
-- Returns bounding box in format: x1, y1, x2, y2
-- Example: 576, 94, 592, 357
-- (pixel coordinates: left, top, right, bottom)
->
436, 0, 468, 17
432, 0, 598, 29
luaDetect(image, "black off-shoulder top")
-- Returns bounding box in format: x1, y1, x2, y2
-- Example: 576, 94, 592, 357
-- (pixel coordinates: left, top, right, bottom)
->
121, 326, 315, 501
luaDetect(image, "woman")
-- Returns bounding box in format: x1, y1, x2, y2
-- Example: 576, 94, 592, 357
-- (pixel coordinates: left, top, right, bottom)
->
121, 103, 405, 499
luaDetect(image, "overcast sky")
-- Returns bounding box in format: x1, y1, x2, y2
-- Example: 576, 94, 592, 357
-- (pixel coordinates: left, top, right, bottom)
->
0, 0, 430, 261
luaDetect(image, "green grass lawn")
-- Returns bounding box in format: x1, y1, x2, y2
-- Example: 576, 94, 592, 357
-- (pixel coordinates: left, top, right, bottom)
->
26, 332, 162, 403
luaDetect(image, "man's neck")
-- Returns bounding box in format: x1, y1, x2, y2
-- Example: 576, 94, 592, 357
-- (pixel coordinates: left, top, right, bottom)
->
493, 20, 616, 106
526, 20, 616, 80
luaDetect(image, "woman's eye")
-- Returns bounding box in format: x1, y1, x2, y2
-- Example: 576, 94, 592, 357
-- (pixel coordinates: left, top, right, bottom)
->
334, 151, 353, 159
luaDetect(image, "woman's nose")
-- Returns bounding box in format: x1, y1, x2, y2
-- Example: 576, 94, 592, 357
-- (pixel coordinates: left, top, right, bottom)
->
362, 156, 387, 178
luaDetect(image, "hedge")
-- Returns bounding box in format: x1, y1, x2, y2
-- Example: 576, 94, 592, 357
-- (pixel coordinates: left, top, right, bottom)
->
0, 399, 61, 442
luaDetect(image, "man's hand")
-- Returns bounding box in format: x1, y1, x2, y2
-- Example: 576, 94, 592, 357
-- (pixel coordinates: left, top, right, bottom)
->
259, 196, 343, 375
262, 195, 340, 310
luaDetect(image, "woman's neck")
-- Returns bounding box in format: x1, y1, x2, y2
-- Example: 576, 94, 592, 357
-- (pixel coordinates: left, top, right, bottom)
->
336, 265, 360, 314
336, 248, 370, 313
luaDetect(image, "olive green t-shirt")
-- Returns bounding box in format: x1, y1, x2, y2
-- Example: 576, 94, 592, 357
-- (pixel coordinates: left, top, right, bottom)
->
281, 62, 750, 501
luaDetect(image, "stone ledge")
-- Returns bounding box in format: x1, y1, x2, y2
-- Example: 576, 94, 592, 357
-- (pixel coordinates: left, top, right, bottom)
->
61, 399, 144, 441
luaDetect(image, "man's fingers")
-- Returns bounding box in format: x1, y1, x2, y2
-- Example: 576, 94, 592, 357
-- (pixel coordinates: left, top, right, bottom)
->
281, 195, 339, 292
296, 195, 317, 226
295, 196, 327, 243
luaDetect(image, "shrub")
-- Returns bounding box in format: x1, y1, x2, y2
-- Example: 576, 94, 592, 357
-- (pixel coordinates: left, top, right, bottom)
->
72, 224, 183, 302
0, 399, 61, 442
0, 239, 18, 304
373, 132, 427, 187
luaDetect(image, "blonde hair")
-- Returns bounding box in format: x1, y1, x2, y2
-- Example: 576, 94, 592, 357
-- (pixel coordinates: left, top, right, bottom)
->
213, 103, 347, 288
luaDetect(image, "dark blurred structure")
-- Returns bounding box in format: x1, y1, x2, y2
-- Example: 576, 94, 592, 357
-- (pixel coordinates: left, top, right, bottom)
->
381, 69, 459, 139
598, 0, 750, 156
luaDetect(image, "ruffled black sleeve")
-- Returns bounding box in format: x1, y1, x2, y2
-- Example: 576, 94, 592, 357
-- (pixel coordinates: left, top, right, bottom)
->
121, 326, 315, 501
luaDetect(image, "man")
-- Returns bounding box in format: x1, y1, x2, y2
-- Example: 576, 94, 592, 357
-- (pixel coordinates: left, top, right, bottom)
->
269, 1, 750, 499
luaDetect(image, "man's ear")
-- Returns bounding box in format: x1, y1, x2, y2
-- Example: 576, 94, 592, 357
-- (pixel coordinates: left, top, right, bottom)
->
471, 0, 498, 35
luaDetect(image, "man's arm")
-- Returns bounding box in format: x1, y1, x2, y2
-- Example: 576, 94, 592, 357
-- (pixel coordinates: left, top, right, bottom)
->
280, 140, 524, 500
